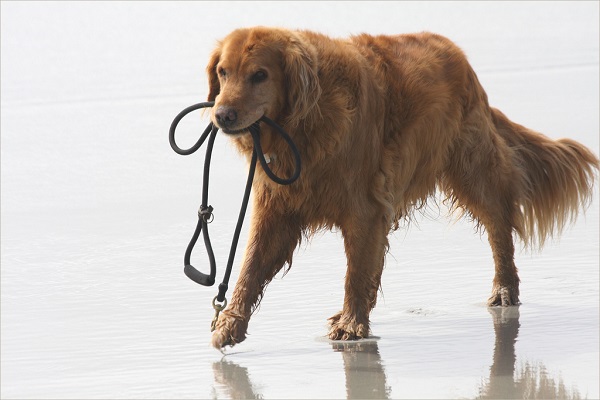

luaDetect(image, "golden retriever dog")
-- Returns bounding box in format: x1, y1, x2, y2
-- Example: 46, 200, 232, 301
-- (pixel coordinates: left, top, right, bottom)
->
206, 27, 599, 348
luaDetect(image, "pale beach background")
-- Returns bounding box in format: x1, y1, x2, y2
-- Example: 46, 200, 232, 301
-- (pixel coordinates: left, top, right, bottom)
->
1, 2, 598, 399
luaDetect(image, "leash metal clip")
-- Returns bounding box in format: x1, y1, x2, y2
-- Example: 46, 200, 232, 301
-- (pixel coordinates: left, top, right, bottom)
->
210, 296, 228, 332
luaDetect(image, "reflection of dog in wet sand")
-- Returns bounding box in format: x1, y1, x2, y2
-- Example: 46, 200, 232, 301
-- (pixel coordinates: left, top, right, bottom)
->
206, 27, 599, 348
479, 308, 583, 399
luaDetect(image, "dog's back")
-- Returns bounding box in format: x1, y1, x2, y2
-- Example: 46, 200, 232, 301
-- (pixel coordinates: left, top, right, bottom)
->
349, 32, 598, 249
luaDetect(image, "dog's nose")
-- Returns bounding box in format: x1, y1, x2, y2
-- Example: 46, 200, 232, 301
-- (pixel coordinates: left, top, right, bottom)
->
215, 106, 237, 127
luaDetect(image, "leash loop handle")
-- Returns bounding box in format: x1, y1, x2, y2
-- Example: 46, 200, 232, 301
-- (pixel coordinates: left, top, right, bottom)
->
183, 218, 215, 286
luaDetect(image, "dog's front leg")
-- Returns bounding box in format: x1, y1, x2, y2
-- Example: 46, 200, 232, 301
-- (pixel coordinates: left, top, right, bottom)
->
329, 213, 389, 341
211, 209, 301, 348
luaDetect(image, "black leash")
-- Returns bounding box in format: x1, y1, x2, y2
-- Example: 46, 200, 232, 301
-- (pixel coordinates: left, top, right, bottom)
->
169, 101, 301, 330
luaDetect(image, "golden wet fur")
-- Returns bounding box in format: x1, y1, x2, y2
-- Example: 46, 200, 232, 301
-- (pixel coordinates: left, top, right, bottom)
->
206, 27, 599, 348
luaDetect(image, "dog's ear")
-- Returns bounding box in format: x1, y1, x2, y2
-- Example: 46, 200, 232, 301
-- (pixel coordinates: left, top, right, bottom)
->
283, 36, 321, 128
206, 46, 221, 101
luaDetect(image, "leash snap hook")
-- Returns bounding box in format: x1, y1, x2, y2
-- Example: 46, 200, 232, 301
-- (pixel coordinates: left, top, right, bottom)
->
199, 205, 214, 224
210, 296, 228, 332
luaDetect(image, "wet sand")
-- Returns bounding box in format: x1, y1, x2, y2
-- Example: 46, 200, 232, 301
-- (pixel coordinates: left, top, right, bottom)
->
2, 2, 598, 399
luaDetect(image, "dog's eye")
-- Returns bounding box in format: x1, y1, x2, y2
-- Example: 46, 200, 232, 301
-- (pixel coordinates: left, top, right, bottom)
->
251, 70, 268, 83
218, 67, 227, 78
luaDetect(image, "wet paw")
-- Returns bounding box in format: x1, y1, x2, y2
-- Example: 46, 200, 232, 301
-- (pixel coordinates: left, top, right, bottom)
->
487, 285, 520, 307
327, 311, 370, 341
211, 310, 248, 349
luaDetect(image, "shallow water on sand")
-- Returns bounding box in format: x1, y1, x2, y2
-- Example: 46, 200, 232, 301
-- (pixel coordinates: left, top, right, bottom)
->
2, 2, 598, 399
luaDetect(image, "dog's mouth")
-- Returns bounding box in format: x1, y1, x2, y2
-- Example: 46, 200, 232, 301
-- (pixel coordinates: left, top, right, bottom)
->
220, 120, 262, 136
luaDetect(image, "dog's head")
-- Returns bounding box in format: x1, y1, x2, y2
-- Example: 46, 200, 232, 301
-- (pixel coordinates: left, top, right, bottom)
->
206, 27, 321, 136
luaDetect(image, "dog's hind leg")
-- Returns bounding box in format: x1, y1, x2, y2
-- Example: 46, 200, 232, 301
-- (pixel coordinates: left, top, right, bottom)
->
443, 117, 522, 307
328, 210, 389, 340
211, 208, 302, 348
482, 219, 521, 306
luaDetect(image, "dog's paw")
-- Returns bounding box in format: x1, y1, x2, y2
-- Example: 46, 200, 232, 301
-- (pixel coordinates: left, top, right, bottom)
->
211, 310, 248, 349
327, 311, 370, 341
487, 285, 520, 307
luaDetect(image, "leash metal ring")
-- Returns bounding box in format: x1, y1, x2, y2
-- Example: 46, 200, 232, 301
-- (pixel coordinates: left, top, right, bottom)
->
212, 296, 227, 311
199, 206, 214, 224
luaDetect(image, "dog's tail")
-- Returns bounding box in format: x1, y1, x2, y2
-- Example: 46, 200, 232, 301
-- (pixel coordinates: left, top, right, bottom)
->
491, 108, 599, 248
